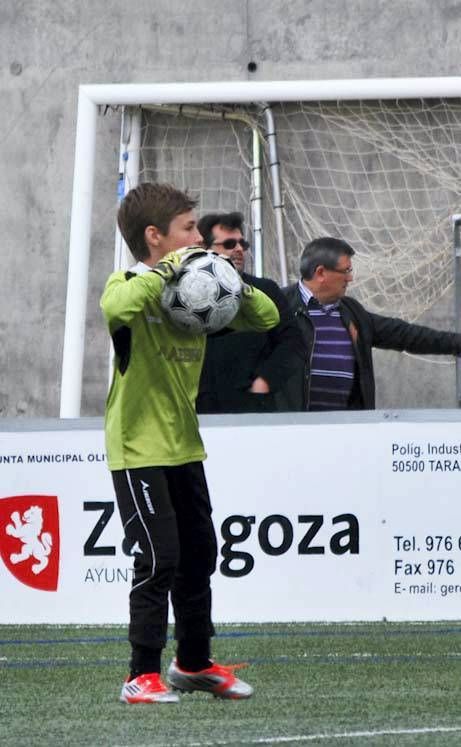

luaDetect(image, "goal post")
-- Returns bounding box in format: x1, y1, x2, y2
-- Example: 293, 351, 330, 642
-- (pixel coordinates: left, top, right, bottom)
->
453, 214, 461, 407
60, 77, 461, 418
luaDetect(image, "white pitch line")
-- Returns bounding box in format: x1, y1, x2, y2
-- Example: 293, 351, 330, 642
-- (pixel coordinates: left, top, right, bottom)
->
9, 652, 461, 665
185, 725, 461, 746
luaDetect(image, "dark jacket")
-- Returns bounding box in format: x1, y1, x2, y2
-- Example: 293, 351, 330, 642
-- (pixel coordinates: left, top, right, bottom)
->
196, 274, 304, 414
279, 282, 461, 411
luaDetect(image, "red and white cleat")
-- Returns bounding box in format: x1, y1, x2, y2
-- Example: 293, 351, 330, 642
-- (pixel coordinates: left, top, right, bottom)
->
167, 659, 253, 699
120, 672, 180, 704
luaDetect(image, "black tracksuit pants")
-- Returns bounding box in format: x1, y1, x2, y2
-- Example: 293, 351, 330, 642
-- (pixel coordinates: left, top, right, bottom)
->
112, 462, 217, 661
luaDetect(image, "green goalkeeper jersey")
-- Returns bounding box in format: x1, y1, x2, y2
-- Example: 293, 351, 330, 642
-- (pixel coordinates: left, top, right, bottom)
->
100, 264, 279, 470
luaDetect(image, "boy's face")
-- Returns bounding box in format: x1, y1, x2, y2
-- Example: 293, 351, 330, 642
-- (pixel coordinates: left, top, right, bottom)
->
157, 210, 203, 256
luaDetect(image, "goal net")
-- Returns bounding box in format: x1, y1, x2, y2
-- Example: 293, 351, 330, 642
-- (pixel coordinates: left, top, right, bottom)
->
136, 98, 461, 321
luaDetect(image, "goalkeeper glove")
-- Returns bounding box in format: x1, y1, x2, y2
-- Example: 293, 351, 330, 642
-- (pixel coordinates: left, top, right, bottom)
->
151, 246, 208, 283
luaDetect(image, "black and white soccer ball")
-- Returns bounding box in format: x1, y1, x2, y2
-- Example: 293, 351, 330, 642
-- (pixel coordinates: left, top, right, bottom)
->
160, 252, 242, 334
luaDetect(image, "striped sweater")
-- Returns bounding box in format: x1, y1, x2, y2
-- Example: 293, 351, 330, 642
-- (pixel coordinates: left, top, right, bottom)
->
299, 283, 355, 411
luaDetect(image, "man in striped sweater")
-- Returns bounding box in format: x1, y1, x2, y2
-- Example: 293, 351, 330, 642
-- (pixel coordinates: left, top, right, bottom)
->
280, 237, 461, 411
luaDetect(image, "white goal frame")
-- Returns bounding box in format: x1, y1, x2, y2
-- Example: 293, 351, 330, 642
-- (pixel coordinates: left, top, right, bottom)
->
60, 77, 461, 418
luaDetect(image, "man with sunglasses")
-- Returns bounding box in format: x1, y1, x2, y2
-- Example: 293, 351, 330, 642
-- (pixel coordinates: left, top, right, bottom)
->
196, 212, 303, 414
280, 236, 461, 411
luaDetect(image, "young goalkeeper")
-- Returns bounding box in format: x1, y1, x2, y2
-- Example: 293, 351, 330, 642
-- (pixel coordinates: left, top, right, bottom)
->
100, 182, 279, 704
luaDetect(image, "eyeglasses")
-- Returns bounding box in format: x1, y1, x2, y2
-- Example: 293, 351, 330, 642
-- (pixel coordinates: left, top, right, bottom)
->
327, 266, 353, 276
211, 238, 250, 251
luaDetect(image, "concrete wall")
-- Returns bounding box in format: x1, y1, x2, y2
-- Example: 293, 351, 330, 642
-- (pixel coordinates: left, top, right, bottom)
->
3, 0, 461, 417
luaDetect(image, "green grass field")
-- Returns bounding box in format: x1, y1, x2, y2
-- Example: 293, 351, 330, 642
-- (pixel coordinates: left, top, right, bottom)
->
2, 622, 461, 746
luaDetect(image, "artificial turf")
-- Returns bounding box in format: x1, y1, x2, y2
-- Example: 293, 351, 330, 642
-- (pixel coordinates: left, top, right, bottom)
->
2, 622, 461, 746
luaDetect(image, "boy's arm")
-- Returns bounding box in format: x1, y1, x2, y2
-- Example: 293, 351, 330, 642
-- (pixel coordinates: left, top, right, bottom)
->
230, 284, 280, 332
100, 271, 164, 332
100, 248, 207, 332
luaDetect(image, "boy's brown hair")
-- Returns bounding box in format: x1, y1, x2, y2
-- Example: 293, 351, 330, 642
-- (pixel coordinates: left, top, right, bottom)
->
117, 182, 198, 261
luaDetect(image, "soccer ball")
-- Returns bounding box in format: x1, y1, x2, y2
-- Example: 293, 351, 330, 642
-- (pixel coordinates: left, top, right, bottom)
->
160, 253, 242, 334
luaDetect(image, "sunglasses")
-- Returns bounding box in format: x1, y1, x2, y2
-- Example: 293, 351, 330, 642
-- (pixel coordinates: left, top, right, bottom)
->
211, 238, 250, 251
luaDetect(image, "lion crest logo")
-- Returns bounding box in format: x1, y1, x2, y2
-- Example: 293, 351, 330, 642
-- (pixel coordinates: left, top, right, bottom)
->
6, 506, 53, 574
0, 495, 60, 591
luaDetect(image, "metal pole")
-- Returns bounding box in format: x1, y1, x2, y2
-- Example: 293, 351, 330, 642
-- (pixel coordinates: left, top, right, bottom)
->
114, 106, 141, 271
262, 104, 288, 285
108, 108, 142, 387
453, 214, 461, 407
251, 128, 263, 276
